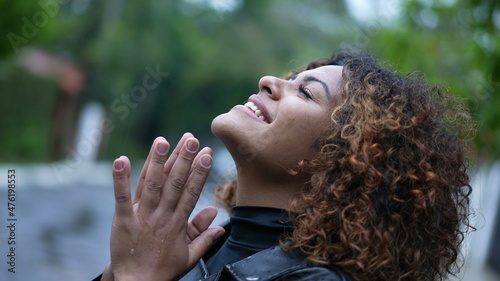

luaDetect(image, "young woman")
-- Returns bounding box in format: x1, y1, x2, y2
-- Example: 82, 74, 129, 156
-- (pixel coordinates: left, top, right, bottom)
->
95, 53, 474, 281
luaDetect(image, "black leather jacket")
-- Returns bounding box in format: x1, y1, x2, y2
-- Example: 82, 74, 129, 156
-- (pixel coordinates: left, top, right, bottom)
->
180, 222, 352, 281
180, 245, 351, 281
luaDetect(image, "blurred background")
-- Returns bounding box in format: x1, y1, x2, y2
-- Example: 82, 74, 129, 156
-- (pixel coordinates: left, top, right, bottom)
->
0, 0, 499, 280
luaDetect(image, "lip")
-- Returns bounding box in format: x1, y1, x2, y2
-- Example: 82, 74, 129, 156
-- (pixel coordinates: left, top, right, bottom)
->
248, 94, 272, 123
233, 105, 268, 123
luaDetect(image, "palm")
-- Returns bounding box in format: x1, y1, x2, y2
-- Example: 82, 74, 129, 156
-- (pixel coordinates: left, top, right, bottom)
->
104, 134, 224, 281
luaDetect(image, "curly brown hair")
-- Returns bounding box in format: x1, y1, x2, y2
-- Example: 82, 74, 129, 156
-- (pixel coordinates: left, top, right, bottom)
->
216, 52, 475, 281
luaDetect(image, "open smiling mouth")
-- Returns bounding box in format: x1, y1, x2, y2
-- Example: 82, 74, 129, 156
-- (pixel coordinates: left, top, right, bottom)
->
244, 101, 267, 122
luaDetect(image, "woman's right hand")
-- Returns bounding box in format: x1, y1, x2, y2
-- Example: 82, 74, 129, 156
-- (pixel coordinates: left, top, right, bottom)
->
101, 133, 225, 281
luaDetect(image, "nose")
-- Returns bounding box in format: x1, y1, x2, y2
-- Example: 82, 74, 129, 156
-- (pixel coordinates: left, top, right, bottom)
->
258, 76, 283, 100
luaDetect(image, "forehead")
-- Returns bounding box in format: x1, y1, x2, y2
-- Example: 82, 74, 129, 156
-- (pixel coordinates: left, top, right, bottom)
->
303, 65, 343, 81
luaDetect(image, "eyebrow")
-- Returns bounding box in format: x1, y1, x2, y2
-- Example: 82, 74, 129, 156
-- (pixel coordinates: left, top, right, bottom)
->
303, 76, 331, 100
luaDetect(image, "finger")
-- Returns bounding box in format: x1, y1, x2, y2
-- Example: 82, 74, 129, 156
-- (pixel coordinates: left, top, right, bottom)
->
113, 156, 133, 219
190, 146, 209, 170
175, 149, 213, 217
138, 138, 170, 215
188, 226, 225, 268
186, 207, 224, 267
133, 137, 164, 204
162, 132, 193, 186
161, 137, 200, 211
186, 206, 219, 242
101, 263, 113, 281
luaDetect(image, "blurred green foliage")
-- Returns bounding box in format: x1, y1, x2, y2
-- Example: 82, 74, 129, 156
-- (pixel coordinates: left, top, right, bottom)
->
0, 0, 498, 162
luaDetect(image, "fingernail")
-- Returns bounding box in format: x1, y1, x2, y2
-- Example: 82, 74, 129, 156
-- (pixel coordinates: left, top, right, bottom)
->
200, 155, 212, 168
114, 159, 124, 171
157, 142, 168, 155
186, 139, 199, 153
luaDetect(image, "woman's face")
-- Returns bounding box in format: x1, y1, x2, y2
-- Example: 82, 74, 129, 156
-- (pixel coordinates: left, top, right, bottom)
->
212, 65, 343, 174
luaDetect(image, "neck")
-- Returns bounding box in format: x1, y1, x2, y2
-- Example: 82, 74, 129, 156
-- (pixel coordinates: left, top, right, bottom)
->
233, 162, 304, 210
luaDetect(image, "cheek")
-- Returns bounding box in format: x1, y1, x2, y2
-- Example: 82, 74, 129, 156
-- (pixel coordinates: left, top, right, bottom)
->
288, 110, 330, 136
273, 112, 330, 160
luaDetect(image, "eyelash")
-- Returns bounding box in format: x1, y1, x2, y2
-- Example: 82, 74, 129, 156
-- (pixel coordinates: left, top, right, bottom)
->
299, 85, 313, 99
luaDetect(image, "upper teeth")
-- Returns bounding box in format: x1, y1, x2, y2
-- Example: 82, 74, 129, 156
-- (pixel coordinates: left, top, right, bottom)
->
244, 101, 266, 121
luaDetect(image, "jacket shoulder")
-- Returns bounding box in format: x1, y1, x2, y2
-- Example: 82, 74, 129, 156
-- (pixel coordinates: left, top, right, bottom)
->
224, 246, 351, 281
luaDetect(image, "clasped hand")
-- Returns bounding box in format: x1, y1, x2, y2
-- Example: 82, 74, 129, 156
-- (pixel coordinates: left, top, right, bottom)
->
102, 133, 225, 281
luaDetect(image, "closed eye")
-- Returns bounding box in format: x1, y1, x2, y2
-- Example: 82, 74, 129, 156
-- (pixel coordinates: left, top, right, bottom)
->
299, 84, 313, 100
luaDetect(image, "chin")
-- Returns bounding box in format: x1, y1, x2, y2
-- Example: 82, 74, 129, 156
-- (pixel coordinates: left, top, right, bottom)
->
211, 112, 237, 146
211, 112, 259, 164
211, 111, 245, 141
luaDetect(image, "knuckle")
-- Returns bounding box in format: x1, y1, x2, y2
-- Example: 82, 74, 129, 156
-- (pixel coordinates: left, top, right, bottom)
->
145, 179, 162, 193
113, 173, 128, 181
152, 156, 166, 166
186, 185, 201, 199
193, 165, 209, 176
179, 152, 194, 162
114, 192, 130, 203
112, 217, 131, 230
169, 176, 186, 192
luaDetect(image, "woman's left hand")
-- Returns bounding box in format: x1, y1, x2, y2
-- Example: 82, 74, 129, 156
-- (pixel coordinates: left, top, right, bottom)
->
102, 134, 225, 281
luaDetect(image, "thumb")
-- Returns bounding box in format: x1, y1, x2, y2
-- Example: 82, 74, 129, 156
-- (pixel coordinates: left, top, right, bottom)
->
188, 227, 225, 266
